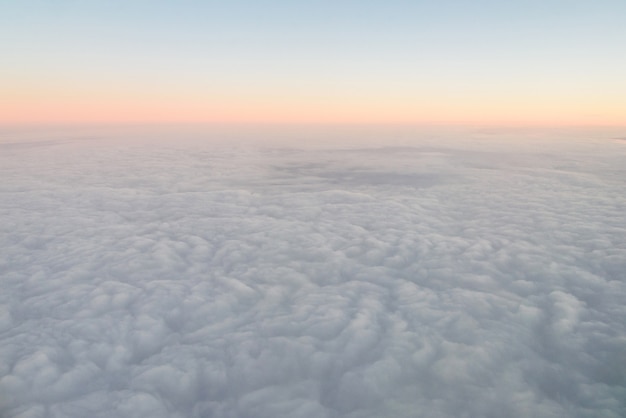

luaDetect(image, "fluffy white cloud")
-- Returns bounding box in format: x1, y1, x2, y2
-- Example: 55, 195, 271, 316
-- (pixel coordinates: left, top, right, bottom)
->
1, 126, 625, 417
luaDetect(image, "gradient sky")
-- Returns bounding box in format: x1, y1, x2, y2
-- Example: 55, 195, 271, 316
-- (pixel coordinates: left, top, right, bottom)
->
2, 0, 625, 125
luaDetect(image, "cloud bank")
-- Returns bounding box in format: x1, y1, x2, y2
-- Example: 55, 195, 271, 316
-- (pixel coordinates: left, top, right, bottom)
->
1, 127, 625, 417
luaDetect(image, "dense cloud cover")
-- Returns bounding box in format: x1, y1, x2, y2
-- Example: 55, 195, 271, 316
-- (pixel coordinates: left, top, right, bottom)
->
1, 126, 625, 417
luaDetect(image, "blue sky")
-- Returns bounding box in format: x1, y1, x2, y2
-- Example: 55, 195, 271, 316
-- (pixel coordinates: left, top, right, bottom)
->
2, 0, 625, 124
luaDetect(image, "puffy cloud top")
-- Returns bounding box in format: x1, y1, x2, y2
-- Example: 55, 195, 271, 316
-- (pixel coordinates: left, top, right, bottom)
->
1, 128, 625, 417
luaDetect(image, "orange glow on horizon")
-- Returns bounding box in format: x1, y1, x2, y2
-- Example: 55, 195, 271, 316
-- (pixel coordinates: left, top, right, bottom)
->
1, 91, 624, 127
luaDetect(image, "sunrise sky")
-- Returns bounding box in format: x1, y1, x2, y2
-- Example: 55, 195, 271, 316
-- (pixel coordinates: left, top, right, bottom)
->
2, 0, 625, 126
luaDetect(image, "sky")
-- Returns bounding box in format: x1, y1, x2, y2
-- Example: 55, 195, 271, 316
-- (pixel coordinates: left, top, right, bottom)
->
1, 0, 626, 125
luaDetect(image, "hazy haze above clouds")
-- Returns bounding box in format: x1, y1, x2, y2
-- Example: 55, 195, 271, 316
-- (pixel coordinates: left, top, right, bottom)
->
1, 126, 625, 417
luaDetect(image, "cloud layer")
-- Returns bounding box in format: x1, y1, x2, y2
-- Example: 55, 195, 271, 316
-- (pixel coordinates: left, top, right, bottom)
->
1, 127, 625, 417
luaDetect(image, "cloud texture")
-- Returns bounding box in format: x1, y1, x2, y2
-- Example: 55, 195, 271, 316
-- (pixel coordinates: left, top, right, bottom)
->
1, 127, 625, 417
